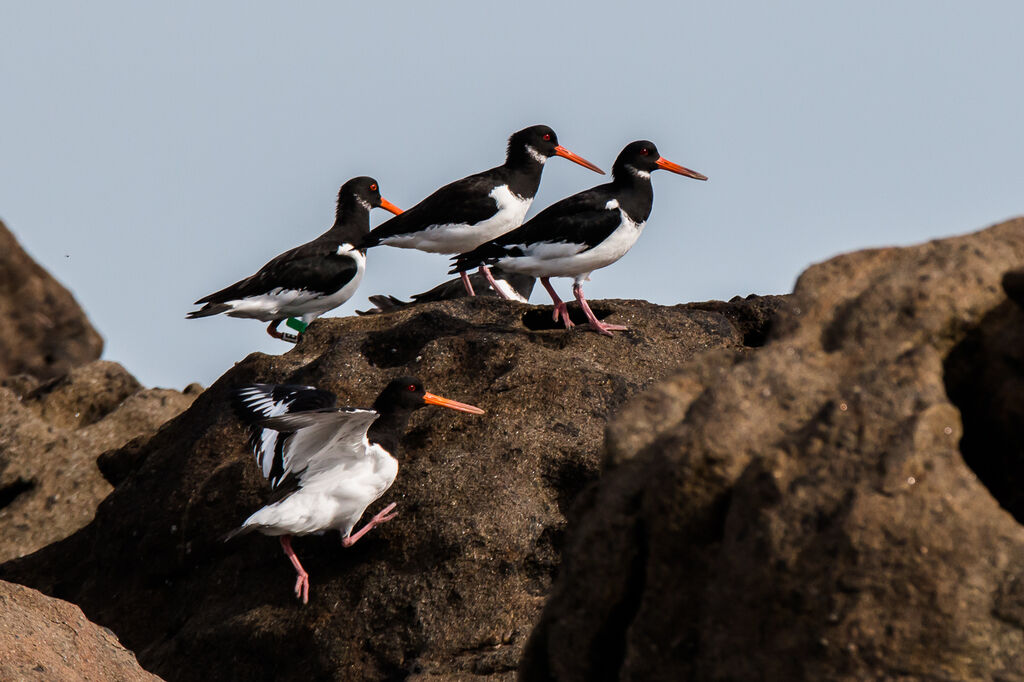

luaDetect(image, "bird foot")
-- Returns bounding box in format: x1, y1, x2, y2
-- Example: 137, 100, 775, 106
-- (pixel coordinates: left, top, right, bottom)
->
552, 302, 574, 328
587, 321, 628, 337
294, 570, 310, 604
342, 503, 398, 547
371, 502, 399, 524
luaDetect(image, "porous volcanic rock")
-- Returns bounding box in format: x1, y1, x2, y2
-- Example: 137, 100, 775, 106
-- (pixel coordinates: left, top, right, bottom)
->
0, 579, 161, 681
0, 296, 784, 681
0, 219, 103, 380
0, 361, 200, 562
520, 219, 1024, 681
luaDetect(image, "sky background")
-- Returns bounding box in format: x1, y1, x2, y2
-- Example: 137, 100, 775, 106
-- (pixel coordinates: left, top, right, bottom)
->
2, 2, 1023, 388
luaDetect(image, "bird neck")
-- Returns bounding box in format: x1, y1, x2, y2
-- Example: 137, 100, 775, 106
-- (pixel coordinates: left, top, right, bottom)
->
328, 200, 373, 245
366, 405, 415, 455
612, 161, 654, 187
503, 146, 546, 198
610, 166, 655, 222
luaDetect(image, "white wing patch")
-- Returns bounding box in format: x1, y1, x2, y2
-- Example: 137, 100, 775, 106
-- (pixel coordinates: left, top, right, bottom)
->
490, 276, 529, 303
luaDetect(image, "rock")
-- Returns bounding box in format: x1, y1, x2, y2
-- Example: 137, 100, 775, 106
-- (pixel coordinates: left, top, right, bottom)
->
520, 219, 1024, 680
0, 220, 103, 380
0, 360, 199, 562
0, 579, 161, 681
0, 295, 783, 681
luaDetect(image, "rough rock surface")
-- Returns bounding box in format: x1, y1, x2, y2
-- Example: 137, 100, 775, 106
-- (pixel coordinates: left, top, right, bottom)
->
0, 219, 104, 380
0, 296, 783, 681
0, 579, 161, 681
520, 219, 1024, 681
0, 361, 200, 562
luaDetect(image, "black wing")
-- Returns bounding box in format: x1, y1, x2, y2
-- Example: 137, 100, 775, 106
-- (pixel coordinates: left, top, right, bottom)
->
233, 384, 337, 488
451, 184, 621, 271
195, 240, 360, 303
360, 168, 506, 247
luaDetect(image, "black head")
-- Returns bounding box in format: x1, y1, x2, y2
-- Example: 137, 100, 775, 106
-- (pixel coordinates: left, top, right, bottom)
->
613, 141, 707, 182
507, 125, 560, 158
336, 176, 403, 218
373, 376, 485, 415
506, 125, 604, 174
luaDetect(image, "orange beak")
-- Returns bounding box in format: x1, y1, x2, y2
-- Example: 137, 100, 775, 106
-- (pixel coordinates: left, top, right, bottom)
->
655, 157, 707, 181
379, 197, 403, 215
553, 145, 605, 175
422, 391, 485, 415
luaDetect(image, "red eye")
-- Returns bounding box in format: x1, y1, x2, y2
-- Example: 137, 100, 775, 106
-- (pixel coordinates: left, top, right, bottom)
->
407, 384, 416, 392
542, 134, 551, 141
370, 183, 377, 191
640, 148, 649, 156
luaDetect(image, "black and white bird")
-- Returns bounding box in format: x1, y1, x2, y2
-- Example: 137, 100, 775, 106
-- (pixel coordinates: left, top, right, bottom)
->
187, 177, 402, 341
228, 376, 484, 604
356, 266, 536, 315
450, 141, 707, 336
357, 125, 603, 297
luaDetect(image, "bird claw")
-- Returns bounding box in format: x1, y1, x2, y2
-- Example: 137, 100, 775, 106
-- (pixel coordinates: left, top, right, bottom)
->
588, 322, 627, 336
552, 303, 574, 328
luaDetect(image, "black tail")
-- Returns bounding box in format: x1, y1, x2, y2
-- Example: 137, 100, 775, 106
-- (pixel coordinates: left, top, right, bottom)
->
356, 295, 406, 315
186, 303, 229, 319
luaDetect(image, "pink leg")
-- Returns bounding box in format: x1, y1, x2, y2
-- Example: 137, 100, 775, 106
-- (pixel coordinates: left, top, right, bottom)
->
267, 320, 286, 340
480, 266, 513, 300
341, 502, 398, 548
541, 277, 573, 329
460, 271, 476, 297
267, 320, 298, 344
279, 535, 310, 604
573, 283, 627, 337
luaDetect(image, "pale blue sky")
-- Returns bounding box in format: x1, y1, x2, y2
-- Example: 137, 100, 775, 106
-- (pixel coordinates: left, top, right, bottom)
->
2, 2, 1022, 388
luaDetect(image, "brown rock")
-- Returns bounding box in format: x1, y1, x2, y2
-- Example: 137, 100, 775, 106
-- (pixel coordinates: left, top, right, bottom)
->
521, 219, 1024, 681
0, 296, 782, 681
0, 219, 103, 380
0, 360, 199, 562
0, 579, 161, 681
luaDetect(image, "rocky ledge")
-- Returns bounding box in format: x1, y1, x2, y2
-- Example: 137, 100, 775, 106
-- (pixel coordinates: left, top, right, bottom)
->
0, 292, 783, 681
2, 218, 1024, 681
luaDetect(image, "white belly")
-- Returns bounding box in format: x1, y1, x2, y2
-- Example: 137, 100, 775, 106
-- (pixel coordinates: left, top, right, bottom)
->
382, 185, 531, 253
244, 444, 398, 538
498, 212, 645, 281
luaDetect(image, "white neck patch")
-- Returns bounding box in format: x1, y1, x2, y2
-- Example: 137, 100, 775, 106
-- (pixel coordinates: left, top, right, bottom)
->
525, 145, 547, 165
357, 197, 373, 212
605, 199, 620, 210
625, 165, 650, 179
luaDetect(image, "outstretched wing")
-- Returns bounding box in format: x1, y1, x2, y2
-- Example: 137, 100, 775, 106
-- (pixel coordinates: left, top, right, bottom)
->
233, 384, 337, 488
257, 408, 381, 487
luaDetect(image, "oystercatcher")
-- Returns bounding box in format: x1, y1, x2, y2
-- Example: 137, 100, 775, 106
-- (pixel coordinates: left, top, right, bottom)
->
187, 177, 402, 341
227, 376, 484, 604
450, 140, 707, 336
356, 266, 536, 315
358, 125, 603, 296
